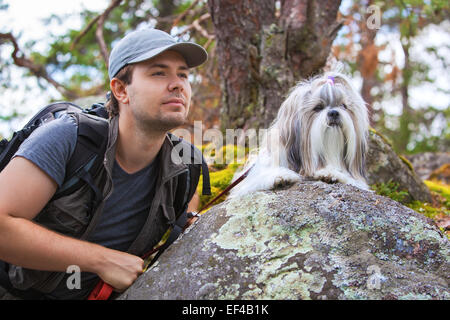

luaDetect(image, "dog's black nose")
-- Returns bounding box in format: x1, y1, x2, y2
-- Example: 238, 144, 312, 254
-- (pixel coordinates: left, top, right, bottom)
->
328, 109, 340, 119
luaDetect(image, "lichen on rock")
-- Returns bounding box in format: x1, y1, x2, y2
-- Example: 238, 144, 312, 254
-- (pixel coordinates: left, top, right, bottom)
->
118, 181, 449, 300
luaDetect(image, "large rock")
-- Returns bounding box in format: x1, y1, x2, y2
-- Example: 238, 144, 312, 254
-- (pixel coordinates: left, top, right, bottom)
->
407, 152, 450, 181
429, 164, 450, 185
366, 130, 432, 203
118, 181, 449, 300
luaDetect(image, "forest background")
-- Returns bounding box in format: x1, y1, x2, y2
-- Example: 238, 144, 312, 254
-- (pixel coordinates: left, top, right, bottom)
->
0, 0, 448, 155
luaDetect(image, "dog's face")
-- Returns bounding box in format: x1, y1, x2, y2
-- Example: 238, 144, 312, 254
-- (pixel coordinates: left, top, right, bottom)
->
274, 72, 369, 181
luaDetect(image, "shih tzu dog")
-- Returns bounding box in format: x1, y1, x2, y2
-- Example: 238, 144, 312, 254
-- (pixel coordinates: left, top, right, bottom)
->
229, 72, 369, 198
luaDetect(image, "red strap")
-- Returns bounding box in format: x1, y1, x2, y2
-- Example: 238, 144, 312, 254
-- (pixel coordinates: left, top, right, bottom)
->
87, 246, 162, 301
195, 164, 255, 214
87, 280, 114, 300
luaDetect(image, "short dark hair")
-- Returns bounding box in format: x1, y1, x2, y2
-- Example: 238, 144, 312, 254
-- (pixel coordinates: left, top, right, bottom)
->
105, 64, 135, 117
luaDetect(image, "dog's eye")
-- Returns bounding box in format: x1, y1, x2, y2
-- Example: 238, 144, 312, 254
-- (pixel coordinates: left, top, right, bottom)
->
314, 104, 324, 112
341, 103, 348, 109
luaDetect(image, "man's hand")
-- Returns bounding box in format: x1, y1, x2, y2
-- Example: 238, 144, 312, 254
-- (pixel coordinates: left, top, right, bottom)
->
95, 250, 144, 292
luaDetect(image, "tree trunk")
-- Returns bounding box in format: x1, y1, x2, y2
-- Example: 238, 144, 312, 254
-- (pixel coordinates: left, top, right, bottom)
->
357, 0, 379, 128
208, 0, 342, 131
395, 41, 413, 153
155, 0, 177, 32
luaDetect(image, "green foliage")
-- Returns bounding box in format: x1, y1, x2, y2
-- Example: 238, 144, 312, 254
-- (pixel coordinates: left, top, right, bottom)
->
0, 110, 20, 122
41, 2, 147, 93
196, 143, 248, 212
0, 0, 448, 154
424, 180, 450, 205
196, 162, 240, 212
405, 107, 450, 154
10, 0, 207, 98
408, 200, 446, 219
340, 0, 449, 155
202, 144, 249, 171
371, 180, 411, 204
390, 0, 450, 38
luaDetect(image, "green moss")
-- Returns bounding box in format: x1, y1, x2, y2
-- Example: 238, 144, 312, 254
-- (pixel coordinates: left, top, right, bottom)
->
369, 127, 393, 147
429, 164, 450, 184
202, 143, 248, 170
407, 200, 446, 220
265, 33, 273, 47
371, 180, 410, 204
424, 180, 450, 201
197, 143, 246, 211
399, 155, 414, 172
406, 180, 449, 239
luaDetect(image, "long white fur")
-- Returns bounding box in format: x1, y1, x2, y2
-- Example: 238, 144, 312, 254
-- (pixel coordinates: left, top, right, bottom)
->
229, 71, 370, 199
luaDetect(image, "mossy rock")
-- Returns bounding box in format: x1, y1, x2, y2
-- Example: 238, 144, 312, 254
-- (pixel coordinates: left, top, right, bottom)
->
119, 181, 449, 300
407, 152, 450, 181
429, 164, 450, 185
366, 130, 432, 203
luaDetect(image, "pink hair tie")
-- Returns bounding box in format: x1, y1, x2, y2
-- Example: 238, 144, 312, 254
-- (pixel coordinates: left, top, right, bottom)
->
326, 76, 335, 85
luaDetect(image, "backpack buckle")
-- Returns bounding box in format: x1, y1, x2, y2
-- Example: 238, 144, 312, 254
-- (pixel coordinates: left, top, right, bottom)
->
187, 211, 200, 218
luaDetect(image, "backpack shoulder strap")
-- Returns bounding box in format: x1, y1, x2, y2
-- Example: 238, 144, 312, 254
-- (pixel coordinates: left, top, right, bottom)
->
141, 135, 212, 267
54, 112, 109, 201
170, 135, 211, 218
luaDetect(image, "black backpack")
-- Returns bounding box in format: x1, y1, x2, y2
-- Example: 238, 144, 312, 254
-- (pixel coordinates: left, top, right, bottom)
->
0, 101, 211, 238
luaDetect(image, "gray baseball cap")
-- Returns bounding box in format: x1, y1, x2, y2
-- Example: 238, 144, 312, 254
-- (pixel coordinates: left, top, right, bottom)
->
108, 28, 208, 79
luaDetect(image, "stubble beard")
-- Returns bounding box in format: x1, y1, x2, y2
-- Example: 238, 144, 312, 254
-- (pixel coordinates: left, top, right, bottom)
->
134, 106, 188, 134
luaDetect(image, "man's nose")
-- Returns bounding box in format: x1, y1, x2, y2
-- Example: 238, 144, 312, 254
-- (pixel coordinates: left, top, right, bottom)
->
168, 76, 184, 92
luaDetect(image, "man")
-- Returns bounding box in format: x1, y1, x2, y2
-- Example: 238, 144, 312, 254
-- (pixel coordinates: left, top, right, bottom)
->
0, 28, 207, 299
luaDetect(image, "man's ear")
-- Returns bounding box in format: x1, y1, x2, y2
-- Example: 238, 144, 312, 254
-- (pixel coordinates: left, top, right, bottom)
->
110, 78, 129, 104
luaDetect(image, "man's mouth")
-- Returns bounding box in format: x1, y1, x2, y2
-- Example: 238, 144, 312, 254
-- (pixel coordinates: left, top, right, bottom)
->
162, 98, 185, 107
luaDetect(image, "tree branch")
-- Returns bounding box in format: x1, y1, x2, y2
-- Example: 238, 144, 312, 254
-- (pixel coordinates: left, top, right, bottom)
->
176, 12, 211, 36
96, 0, 123, 68
175, 12, 215, 51
0, 32, 80, 99
70, 0, 122, 66
172, 0, 201, 27
70, 15, 101, 50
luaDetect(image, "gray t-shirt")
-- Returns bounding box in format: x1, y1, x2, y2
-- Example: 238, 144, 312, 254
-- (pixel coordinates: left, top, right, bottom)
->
13, 113, 158, 299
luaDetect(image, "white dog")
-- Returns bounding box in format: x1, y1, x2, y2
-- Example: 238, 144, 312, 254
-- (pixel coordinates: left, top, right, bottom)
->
229, 72, 370, 198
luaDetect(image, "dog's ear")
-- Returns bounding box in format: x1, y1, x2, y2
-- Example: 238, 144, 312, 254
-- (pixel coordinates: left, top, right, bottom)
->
347, 129, 368, 181
360, 151, 367, 179
286, 123, 302, 172
357, 135, 367, 179
275, 83, 310, 173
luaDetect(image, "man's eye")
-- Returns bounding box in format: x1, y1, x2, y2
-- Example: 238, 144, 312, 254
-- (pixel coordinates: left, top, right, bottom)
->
179, 73, 188, 78
152, 71, 164, 76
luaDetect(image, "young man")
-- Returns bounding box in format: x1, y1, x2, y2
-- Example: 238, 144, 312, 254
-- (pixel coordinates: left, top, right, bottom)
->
0, 28, 207, 299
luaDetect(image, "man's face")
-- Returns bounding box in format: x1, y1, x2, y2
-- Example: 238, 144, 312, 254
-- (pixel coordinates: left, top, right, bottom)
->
124, 50, 192, 132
